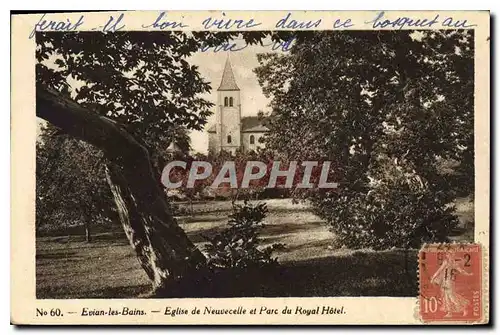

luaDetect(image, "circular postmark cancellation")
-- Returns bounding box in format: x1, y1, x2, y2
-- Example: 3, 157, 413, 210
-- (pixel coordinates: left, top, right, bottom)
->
418, 243, 483, 324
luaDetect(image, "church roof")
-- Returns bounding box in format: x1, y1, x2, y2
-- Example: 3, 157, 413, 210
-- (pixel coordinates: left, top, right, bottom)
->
241, 116, 269, 132
206, 116, 269, 133
217, 57, 240, 91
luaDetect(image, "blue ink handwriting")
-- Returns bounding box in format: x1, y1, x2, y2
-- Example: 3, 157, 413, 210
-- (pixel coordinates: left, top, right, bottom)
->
366, 11, 440, 30
441, 16, 477, 28
200, 41, 248, 53
142, 12, 189, 29
276, 13, 321, 29
202, 12, 261, 30
101, 13, 126, 32
333, 18, 354, 29
29, 14, 84, 39
262, 36, 296, 52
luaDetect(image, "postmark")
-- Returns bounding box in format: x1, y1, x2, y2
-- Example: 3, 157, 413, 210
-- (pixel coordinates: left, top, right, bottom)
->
419, 244, 483, 323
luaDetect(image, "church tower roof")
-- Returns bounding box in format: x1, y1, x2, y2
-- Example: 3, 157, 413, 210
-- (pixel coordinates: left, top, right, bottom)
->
217, 56, 240, 91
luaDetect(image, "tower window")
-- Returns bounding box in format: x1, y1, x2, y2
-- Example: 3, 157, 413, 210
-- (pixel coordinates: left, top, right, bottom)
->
224, 97, 228, 107
227, 135, 232, 144
249, 135, 255, 144
229, 97, 234, 107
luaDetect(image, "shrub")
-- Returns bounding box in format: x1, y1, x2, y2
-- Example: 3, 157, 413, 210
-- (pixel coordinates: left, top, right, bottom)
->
204, 201, 284, 270
312, 161, 459, 250
169, 202, 189, 216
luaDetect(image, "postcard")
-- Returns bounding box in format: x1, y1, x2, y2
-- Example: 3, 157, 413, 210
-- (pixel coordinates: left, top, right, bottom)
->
11, 10, 490, 325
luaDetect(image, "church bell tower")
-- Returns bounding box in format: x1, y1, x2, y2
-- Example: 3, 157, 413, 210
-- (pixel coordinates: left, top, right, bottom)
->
216, 56, 242, 155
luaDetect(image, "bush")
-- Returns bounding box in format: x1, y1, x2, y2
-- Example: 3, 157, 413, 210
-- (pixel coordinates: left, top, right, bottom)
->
204, 201, 284, 270
155, 202, 285, 298
312, 162, 459, 250
168, 202, 190, 216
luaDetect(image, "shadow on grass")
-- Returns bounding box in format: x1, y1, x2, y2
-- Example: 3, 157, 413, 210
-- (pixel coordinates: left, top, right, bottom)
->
185, 226, 220, 244
261, 221, 325, 236
186, 220, 328, 245
154, 250, 418, 298
278, 238, 334, 252
180, 216, 227, 224
37, 231, 131, 247
37, 223, 124, 238
37, 284, 151, 299
276, 251, 418, 297
36, 251, 78, 261
36, 249, 417, 299
91, 232, 130, 245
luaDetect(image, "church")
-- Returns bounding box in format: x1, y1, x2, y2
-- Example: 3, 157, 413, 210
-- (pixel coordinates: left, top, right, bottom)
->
207, 57, 268, 155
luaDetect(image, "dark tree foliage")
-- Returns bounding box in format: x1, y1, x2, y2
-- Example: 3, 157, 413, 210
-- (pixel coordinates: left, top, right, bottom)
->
36, 124, 115, 240
255, 30, 474, 249
36, 31, 285, 176
36, 31, 276, 141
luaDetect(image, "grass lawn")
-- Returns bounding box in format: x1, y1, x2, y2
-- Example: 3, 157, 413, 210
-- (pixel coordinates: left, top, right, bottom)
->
36, 198, 473, 299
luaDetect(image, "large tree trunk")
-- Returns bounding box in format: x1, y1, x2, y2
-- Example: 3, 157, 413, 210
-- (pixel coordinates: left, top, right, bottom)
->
36, 87, 207, 293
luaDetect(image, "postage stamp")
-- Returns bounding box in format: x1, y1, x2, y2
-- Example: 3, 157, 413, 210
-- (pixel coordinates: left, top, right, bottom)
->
10, 10, 490, 325
419, 244, 483, 323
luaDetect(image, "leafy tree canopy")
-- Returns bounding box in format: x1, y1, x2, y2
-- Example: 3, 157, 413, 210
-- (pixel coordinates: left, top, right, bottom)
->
36, 124, 114, 233
36, 31, 283, 148
255, 30, 474, 248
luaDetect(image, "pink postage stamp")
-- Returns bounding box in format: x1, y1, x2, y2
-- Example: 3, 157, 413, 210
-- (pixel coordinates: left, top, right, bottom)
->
419, 244, 483, 323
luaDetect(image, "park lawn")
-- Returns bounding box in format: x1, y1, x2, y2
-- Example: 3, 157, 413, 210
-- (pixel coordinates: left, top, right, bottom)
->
36, 198, 473, 299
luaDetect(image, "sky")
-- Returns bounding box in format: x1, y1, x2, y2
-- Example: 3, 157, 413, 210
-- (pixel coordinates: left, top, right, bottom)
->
188, 41, 276, 153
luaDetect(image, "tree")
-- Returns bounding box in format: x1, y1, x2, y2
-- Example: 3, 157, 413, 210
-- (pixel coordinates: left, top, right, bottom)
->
166, 153, 210, 214
35, 31, 281, 293
36, 124, 114, 242
150, 125, 193, 183
38, 86, 210, 294
255, 30, 474, 249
